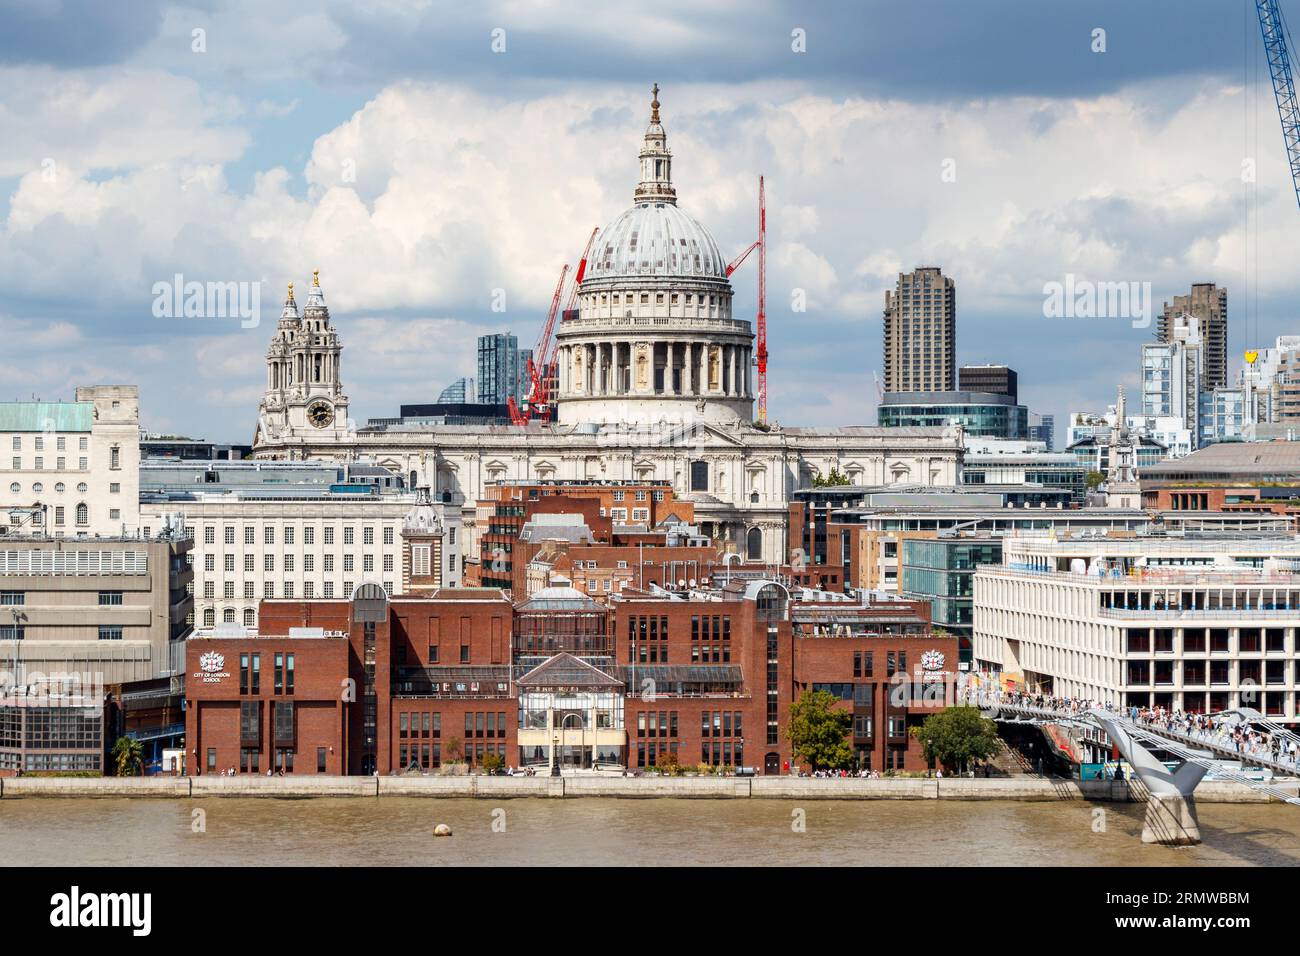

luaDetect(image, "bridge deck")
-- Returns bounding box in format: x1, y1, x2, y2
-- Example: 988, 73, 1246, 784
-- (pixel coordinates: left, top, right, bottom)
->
965, 695, 1300, 782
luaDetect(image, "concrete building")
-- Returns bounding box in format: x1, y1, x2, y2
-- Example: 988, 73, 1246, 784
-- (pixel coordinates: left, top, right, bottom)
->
1141, 312, 1202, 449
958, 365, 1017, 400
0, 530, 193, 688
1027, 412, 1055, 450
792, 491, 1288, 599
1140, 441, 1300, 527
882, 266, 956, 393
251, 90, 966, 565
961, 438, 1087, 503
138, 460, 459, 630
1, 385, 140, 538
1158, 283, 1228, 390
974, 531, 1300, 720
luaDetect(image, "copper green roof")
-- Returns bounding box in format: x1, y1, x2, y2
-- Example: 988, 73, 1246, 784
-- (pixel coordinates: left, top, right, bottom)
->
0, 402, 92, 433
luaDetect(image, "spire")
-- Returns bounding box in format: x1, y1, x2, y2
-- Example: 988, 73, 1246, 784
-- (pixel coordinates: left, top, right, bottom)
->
634, 83, 676, 205
305, 268, 326, 310
279, 281, 299, 324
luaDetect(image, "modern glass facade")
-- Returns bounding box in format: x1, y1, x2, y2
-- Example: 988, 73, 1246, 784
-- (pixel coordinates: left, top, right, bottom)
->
962, 454, 1087, 503
878, 391, 1028, 439
900, 537, 1002, 667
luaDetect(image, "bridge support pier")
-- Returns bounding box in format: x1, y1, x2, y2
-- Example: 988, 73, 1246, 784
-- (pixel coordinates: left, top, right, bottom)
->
1141, 793, 1201, 846
1090, 712, 1207, 847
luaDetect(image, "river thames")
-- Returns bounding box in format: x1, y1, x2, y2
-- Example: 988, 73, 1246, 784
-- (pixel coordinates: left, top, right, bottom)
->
3, 798, 1300, 865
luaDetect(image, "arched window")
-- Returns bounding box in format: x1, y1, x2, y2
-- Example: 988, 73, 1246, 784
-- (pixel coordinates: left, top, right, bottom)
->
75, 503, 88, 526
746, 527, 763, 560
756, 583, 788, 622
409, 470, 418, 489
203, 608, 215, 627
243, 608, 255, 627
223, 608, 236, 624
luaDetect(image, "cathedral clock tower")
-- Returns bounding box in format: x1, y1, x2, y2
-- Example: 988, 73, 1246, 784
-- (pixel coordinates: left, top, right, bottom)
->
254, 270, 351, 454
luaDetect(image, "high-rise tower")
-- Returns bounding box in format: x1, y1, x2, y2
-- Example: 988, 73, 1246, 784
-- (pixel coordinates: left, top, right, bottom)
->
1158, 283, 1227, 390
882, 267, 956, 393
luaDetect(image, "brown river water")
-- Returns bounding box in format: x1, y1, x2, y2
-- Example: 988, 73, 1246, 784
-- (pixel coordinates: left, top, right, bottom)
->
1, 797, 1298, 866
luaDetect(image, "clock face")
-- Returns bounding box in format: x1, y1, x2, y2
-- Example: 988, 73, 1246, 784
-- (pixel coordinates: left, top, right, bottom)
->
307, 401, 334, 428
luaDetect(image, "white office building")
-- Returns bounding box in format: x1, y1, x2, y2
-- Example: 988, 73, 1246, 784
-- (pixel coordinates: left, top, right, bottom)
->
974, 532, 1300, 719
138, 460, 460, 629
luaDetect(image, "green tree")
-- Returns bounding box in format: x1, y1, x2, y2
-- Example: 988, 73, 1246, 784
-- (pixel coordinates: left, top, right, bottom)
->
446, 736, 464, 762
1085, 470, 1105, 492
811, 467, 852, 488
481, 752, 504, 774
785, 689, 853, 771
911, 705, 1000, 774
111, 736, 144, 777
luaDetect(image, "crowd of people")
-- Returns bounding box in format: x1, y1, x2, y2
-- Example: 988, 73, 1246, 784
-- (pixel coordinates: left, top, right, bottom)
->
959, 683, 1300, 773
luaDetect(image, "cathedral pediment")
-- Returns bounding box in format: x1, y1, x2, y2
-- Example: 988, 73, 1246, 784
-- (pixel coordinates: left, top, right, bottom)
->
644, 420, 747, 450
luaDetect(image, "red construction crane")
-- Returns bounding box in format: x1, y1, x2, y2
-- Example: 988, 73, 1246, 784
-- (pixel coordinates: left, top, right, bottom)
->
724, 177, 767, 425
564, 226, 600, 315
508, 263, 568, 426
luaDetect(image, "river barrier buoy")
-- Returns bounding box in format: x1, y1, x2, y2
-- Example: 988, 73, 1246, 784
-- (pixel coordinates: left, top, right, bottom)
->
433, 823, 452, 837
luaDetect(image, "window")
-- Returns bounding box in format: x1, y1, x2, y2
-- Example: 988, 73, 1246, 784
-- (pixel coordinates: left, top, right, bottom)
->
264, 527, 275, 545
109, 483, 120, 494
344, 527, 355, 545
75, 503, 88, 526
317, 747, 327, 773
97, 591, 123, 606
224, 527, 235, 545
304, 527, 315, 545
363, 527, 374, 545
98, 626, 123, 641
284, 527, 294, 545
204, 527, 215, 545
324, 527, 334, 545
0, 591, 24, 605
690, 460, 709, 491
244, 527, 255, 545
109, 446, 120, 470
383, 527, 394, 545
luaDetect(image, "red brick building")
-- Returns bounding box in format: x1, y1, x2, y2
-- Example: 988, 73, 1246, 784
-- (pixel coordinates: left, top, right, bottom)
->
182, 580, 955, 776
472, 480, 691, 590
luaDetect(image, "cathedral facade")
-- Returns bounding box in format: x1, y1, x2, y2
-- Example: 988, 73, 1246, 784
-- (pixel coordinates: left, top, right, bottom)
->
252, 89, 964, 564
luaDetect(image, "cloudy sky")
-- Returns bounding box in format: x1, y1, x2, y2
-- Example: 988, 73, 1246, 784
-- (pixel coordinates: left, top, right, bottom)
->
0, 0, 1295, 444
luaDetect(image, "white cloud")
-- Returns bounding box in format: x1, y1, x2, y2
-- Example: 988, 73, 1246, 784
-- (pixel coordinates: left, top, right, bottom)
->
0, 71, 1294, 436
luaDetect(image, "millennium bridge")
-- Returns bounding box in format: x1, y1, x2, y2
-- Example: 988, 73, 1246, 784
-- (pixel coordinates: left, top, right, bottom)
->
962, 691, 1300, 845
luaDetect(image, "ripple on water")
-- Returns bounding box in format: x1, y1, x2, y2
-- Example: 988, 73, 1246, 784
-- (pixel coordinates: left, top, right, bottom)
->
1, 797, 1298, 866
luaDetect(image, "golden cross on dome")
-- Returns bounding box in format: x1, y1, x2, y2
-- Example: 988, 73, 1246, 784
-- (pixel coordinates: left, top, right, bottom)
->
650, 83, 660, 123
286, 281, 294, 302
312, 269, 320, 287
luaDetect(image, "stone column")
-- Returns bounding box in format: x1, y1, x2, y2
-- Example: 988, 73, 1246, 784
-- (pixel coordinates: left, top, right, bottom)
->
683, 342, 693, 395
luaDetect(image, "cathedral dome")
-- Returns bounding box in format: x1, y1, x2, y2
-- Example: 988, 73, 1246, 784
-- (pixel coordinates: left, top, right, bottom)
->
586, 201, 725, 282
